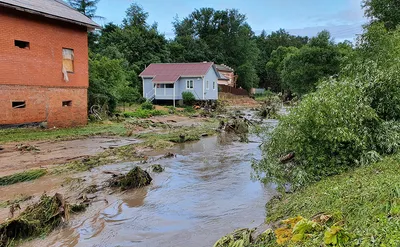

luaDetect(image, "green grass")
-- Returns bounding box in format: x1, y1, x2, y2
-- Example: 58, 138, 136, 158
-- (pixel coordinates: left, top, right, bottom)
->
0, 122, 126, 144
124, 109, 169, 118
0, 170, 47, 186
261, 154, 400, 246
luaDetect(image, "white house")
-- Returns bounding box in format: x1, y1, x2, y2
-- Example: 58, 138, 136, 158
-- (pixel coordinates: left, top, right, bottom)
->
139, 62, 220, 106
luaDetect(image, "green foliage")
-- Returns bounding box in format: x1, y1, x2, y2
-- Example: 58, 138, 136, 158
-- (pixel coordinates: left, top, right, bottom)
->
172, 8, 259, 90
0, 123, 126, 144
123, 109, 168, 118
67, 0, 101, 19
254, 77, 380, 189
182, 91, 196, 105
362, 0, 400, 30
0, 170, 47, 186
256, 29, 308, 90
265, 154, 400, 246
140, 101, 154, 110
281, 31, 341, 95
89, 53, 140, 113
323, 226, 351, 246
265, 46, 299, 91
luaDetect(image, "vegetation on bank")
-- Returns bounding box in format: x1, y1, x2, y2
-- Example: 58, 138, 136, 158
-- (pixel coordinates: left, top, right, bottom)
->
215, 154, 400, 246
0, 170, 47, 186
0, 122, 126, 144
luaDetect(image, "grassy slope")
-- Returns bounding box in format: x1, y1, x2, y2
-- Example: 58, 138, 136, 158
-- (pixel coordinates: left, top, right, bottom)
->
0, 122, 126, 144
264, 154, 400, 246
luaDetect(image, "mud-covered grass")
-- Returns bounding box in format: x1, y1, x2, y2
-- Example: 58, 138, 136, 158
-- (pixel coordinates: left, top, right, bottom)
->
255, 154, 400, 246
0, 122, 126, 144
0, 194, 68, 247
135, 121, 218, 144
0, 194, 33, 209
0, 170, 47, 186
109, 167, 152, 190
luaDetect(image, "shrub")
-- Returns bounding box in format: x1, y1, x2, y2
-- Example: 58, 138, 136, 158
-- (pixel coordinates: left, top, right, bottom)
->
253, 78, 381, 189
141, 101, 154, 110
182, 91, 196, 105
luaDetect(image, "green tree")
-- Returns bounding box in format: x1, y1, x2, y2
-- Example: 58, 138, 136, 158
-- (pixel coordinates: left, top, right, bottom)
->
67, 0, 101, 19
280, 31, 341, 95
265, 46, 299, 91
89, 54, 139, 112
172, 8, 260, 90
362, 0, 400, 29
255, 29, 308, 90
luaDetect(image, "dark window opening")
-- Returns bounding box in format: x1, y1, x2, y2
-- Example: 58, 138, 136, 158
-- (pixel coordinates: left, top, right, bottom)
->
12, 101, 26, 108
15, 40, 30, 49
166, 84, 174, 88
62, 101, 72, 107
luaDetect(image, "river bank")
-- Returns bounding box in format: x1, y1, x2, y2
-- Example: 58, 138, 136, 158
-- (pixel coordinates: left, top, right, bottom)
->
215, 154, 400, 246
0, 105, 277, 246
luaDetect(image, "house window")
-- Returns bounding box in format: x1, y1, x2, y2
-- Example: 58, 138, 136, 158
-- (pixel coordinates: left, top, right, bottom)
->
186, 80, 194, 89
12, 101, 26, 108
15, 40, 29, 49
62, 100, 72, 107
165, 84, 174, 88
213, 81, 216, 90
206, 81, 209, 90
62, 48, 74, 73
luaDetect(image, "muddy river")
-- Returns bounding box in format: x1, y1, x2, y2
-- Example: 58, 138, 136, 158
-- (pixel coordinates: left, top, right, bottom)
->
25, 129, 277, 247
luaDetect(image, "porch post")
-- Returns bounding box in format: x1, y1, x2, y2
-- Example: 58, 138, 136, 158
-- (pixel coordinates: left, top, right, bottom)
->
173, 83, 176, 107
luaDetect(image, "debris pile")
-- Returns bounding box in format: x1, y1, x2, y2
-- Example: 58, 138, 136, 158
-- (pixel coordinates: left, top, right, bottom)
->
219, 117, 253, 142
0, 193, 69, 246
15, 144, 40, 153
109, 167, 152, 191
151, 164, 164, 173
258, 95, 282, 119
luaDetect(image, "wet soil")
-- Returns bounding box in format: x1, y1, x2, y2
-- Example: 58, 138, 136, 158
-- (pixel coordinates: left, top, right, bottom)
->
0, 137, 139, 177
18, 132, 276, 247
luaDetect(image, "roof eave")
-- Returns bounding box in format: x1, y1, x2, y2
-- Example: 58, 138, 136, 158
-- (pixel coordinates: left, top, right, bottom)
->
0, 2, 101, 29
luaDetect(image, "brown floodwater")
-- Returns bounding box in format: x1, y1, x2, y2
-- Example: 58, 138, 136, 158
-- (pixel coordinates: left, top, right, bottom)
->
28, 130, 277, 247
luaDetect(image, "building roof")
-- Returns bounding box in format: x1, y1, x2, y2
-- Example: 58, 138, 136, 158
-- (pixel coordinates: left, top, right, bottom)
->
140, 62, 215, 83
215, 64, 234, 72
0, 0, 100, 29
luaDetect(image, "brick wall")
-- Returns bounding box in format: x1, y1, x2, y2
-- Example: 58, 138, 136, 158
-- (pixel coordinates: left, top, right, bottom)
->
0, 85, 87, 128
0, 9, 89, 128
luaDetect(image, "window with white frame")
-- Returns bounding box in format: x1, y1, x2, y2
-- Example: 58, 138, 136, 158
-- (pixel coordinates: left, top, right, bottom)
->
206, 80, 209, 90
186, 80, 194, 89
213, 81, 216, 90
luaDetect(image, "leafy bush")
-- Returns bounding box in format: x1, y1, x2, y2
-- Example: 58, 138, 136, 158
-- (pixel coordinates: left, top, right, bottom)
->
254, 26, 400, 190
141, 101, 154, 110
182, 91, 196, 105
123, 109, 168, 118
253, 78, 380, 189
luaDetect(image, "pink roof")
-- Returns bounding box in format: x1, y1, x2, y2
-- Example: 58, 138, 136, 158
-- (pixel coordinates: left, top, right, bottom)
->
139, 62, 214, 82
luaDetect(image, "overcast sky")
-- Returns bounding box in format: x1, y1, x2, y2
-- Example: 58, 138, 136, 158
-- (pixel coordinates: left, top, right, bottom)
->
96, 0, 368, 42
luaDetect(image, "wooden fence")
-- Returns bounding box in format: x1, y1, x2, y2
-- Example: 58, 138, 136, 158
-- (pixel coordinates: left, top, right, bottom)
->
218, 84, 249, 96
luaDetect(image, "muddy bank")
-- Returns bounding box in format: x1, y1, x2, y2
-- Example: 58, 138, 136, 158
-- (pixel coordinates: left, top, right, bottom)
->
0, 137, 139, 177
19, 133, 276, 247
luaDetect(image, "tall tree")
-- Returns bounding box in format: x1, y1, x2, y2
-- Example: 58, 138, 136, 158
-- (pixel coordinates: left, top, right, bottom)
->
255, 29, 308, 90
362, 0, 400, 29
67, 0, 101, 19
172, 8, 260, 90
280, 31, 341, 95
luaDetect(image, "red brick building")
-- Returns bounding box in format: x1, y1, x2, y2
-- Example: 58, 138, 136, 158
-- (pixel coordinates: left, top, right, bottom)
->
0, 0, 99, 128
